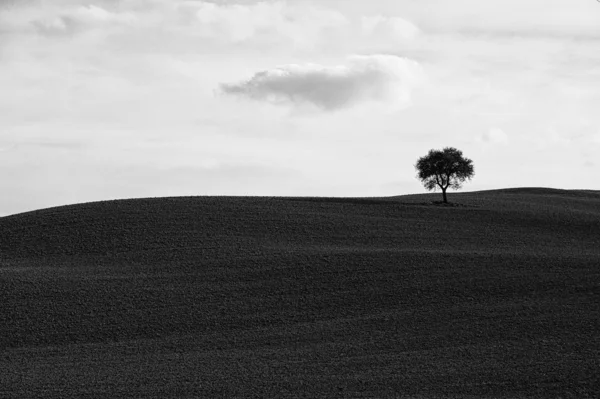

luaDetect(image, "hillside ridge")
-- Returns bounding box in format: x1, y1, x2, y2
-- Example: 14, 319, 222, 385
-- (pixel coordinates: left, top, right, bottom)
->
2, 187, 598, 219
1, 187, 599, 397
1, 187, 598, 262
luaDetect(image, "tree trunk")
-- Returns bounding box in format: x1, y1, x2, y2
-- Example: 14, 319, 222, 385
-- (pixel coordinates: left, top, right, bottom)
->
442, 188, 448, 203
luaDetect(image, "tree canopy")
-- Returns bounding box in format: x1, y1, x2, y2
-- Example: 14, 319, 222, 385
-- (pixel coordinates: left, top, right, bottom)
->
415, 147, 474, 203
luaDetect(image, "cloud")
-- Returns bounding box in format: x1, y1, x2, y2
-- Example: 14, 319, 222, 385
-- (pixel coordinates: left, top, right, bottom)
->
0, 1, 421, 56
220, 55, 425, 111
31, 5, 136, 35
361, 15, 420, 41
480, 127, 508, 144
187, 1, 348, 46
405, 0, 600, 39
178, 2, 420, 51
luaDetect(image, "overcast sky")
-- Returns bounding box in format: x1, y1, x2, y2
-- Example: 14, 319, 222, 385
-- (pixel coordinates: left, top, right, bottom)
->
1, 0, 599, 215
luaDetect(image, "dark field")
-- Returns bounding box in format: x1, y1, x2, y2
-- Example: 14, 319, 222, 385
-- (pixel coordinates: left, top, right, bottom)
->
1, 188, 599, 398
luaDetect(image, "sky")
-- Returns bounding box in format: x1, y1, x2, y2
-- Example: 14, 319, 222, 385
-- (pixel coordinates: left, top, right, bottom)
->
1, 0, 599, 215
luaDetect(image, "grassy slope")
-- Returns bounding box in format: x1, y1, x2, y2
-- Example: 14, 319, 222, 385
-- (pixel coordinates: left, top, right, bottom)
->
1, 188, 599, 398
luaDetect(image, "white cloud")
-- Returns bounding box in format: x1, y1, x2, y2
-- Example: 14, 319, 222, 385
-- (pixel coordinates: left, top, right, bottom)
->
2, 1, 420, 53
547, 127, 571, 146
181, 2, 420, 49
361, 15, 420, 41
189, 1, 348, 47
31, 5, 136, 35
480, 127, 508, 144
220, 55, 425, 111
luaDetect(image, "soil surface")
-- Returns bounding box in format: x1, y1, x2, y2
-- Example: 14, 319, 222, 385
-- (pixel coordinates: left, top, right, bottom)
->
1, 188, 599, 398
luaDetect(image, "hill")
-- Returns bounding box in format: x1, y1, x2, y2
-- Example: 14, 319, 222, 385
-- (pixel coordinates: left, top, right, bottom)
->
1, 188, 599, 398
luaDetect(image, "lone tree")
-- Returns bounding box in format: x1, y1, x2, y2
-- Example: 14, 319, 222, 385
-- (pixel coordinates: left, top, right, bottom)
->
415, 147, 474, 203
